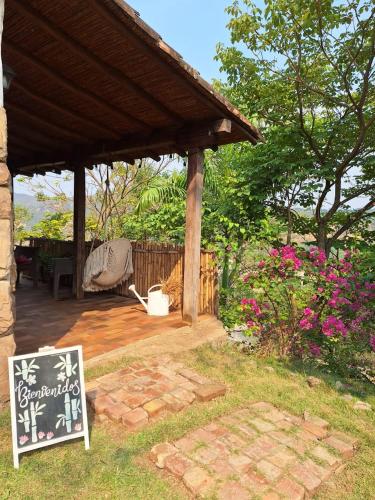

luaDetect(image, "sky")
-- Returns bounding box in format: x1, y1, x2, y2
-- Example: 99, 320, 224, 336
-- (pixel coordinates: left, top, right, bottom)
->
14, 0, 233, 196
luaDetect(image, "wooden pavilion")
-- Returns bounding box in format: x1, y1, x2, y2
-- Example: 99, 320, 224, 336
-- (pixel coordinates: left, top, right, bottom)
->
1, 0, 261, 327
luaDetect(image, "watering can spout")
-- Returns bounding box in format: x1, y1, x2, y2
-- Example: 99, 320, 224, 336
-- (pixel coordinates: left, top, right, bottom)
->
129, 284, 148, 312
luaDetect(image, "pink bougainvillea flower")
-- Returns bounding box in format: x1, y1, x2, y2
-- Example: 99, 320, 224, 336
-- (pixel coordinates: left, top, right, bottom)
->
370, 336, 375, 352
299, 318, 313, 330
308, 342, 321, 357
322, 315, 348, 337
269, 248, 279, 257
328, 298, 337, 308
19, 435, 29, 445
309, 246, 326, 266
304, 307, 313, 317
258, 260, 266, 269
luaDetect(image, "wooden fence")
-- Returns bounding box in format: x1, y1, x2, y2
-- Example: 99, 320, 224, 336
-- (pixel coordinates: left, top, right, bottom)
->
28, 238, 218, 315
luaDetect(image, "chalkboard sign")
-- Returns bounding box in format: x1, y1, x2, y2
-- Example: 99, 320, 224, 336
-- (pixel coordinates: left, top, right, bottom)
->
8, 346, 90, 468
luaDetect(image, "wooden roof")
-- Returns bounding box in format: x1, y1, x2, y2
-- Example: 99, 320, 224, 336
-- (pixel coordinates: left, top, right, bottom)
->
3, 0, 262, 175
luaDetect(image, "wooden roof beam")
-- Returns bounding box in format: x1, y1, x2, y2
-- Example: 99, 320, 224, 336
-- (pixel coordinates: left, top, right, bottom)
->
5, 39, 153, 133
92, 0, 261, 142
7, 101, 90, 143
12, 0, 183, 125
8, 122, 66, 149
12, 81, 121, 140
11, 119, 232, 172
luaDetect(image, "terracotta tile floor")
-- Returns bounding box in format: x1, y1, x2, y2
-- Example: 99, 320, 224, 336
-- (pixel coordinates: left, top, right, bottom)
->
14, 281, 186, 360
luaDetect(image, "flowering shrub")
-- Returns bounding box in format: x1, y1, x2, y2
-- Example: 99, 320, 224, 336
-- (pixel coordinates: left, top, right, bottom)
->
240, 246, 375, 373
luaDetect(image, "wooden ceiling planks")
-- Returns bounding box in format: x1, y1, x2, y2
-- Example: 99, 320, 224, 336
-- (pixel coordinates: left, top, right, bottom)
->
3, 0, 262, 175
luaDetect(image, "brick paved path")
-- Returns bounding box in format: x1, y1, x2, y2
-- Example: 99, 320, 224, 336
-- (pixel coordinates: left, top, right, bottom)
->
151, 402, 359, 499
86, 356, 226, 429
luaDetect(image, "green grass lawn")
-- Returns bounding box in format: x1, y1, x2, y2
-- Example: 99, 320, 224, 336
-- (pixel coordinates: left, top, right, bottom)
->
1, 344, 375, 500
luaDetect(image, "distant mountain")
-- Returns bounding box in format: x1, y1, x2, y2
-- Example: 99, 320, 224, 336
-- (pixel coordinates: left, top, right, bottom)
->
13, 193, 72, 228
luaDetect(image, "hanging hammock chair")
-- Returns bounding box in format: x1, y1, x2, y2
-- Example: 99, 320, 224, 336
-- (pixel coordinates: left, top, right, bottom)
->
83, 238, 133, 292
82, 164, 134, 292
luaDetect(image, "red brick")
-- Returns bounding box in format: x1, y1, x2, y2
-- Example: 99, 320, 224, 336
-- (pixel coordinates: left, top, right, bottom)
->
91, 395, 115, 414
110, 388, 131, 403
170, 388, 196, 404
193, 445, 220, 465
150, 442, 178, 468
188, 428, 217, 445
209, 459, 236, 478
295, 429, 318, 444
244, 436, 278, 460
330, 431, 360, 450
218, 432, 247, 451
251, 418, 276, 433
164, 453, 193, 478
183, 466, 214, 496
262, 492, 281, 500
232, 408, 254, 420
256, 460, 282, 482
202, 422, 228, 438
240, 469, 268, 494
104, 402, 131, 422
303, 411, 329, 429
237, 423, 258, 440
86, 387, 106, 403
262, 409, 285, 423
301, 421, 328, 439
228, 453, 252, 473
268, 447, 297, 468
121, 407, 148, 430
193, 383, 226, 402
123, 393, 148, 409
275, 477, 305, 500
323, 435, 354, 458
217, 482, 250, 500
275, 419, 294, 431
94, 413, 109, 424
250, 402, 276, 413
143, 398, 167, 417
178, 367, 210, 385
304, 459, 332, 481
174, 436, 197, 454
311, 445, 341, 468
161, 394, 186, 412
290, 463, 321, 494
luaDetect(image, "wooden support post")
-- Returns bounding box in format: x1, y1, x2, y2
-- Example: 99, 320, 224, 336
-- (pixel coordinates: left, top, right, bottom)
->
73, 166, 86, 299
183, 149, 204, 325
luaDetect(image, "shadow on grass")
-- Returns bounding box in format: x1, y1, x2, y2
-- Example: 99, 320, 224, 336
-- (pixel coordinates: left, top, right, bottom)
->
265, 355, 375, 401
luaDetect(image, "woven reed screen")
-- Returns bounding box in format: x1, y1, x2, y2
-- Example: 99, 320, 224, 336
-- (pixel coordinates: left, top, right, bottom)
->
28, 239, 218, 315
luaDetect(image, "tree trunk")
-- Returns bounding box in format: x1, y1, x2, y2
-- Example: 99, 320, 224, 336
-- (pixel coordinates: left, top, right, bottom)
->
221, 251, 230, 290
316, 222, 328, 254
286, 208, 292, 245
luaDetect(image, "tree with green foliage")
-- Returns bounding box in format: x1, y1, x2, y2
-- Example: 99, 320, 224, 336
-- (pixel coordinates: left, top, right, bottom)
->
31, 212, 73, 240
216, 0, 375, 254
14, 205, 32, 244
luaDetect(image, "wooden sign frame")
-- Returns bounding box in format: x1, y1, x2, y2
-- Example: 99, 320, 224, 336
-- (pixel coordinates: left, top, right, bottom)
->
8, 345, 90, 468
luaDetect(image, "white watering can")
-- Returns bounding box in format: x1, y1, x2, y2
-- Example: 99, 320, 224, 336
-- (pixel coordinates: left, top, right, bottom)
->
129, 284, 172, 317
